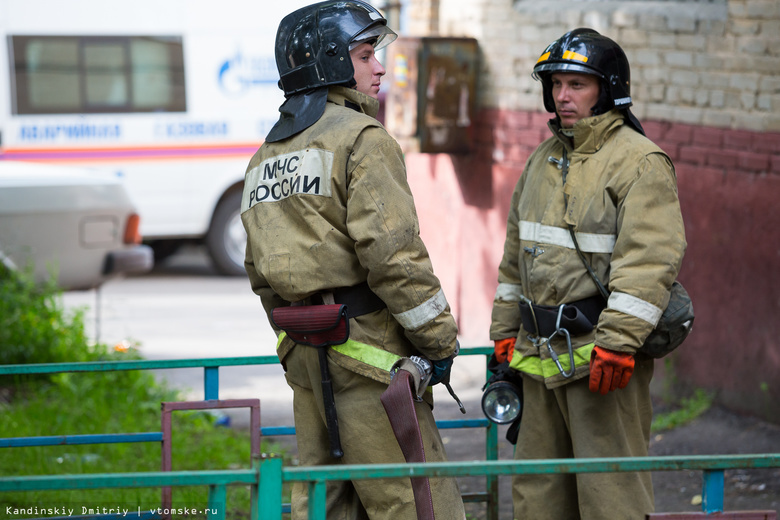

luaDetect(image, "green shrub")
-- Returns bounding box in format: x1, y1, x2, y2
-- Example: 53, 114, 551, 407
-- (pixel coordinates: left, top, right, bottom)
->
0, 265, 90, 369
0, 267, 289, 517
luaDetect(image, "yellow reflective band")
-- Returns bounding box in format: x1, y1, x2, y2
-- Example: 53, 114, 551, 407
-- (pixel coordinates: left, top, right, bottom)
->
278, 332, 434, 394
277, 332, 401, 372
563, 50, 588, 63
331, 341, 402, 372
536, 51, 551, 64
509, 342, 595, 379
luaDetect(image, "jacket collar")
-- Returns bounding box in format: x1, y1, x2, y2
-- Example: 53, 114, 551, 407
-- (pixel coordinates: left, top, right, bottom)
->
549, 109, 625, 154
327, 86, 380, 119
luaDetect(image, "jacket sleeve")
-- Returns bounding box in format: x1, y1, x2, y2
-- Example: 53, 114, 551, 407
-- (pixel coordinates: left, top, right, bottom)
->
596, 152, 687, 353
490, 169, 526, 341
345, 127, 458, 361
244, 241, 287, 334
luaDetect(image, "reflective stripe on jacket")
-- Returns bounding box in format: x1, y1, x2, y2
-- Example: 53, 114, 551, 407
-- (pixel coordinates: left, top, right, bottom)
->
491, 109, 686, 388
243, 86, 458, 382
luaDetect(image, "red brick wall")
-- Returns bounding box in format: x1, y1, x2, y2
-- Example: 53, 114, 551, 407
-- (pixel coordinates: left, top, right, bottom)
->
407, 107, 780, 422
644, 120, 780, 421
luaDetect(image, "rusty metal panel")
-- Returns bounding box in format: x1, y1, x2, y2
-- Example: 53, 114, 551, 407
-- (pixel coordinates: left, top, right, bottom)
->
161, 399, 261, 515
418, 37, 478, 154
384, 37, 479, 154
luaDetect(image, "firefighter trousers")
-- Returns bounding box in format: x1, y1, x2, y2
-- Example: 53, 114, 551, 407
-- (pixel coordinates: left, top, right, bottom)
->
283, 344, 466, 519
512, 357, 655, 520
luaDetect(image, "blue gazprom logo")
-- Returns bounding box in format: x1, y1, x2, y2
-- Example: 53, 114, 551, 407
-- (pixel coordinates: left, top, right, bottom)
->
218, 51, 278, 95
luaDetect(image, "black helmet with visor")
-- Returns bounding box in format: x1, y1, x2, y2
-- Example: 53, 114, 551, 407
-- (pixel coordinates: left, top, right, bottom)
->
266, 0, 397, 142
533, 28, 644, 134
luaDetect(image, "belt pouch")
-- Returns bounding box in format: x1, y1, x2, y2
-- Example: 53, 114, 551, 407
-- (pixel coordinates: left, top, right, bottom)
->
518, 300, 596, 337
272, 303, 348, 458
271, 304, 349, 347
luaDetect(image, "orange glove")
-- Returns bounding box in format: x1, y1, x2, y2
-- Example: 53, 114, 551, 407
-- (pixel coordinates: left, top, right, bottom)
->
589, 346, 635, 395
494, 337, 517, 364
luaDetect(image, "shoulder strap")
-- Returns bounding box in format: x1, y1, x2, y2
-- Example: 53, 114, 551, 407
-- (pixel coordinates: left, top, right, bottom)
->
568, 226, 610, 301
560, 148, 610, 302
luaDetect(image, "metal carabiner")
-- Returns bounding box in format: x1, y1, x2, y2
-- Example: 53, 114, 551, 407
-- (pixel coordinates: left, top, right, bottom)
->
545, 304, 576, 378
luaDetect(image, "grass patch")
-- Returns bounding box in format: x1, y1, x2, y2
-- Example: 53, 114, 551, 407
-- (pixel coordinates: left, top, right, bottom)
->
651, 388, 714, 433
0, 266, 290, 518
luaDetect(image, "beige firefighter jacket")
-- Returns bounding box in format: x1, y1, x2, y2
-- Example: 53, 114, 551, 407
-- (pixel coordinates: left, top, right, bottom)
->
490, 109, 686, 388
242, 86, 458, 385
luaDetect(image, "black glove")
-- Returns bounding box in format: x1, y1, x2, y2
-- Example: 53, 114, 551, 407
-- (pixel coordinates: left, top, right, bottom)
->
430, 356, 454, 385
430, 340, 459, 385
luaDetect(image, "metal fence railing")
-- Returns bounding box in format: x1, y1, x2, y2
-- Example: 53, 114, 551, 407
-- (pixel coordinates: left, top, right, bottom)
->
3, 454, 779, 519
2, 347, 778, 519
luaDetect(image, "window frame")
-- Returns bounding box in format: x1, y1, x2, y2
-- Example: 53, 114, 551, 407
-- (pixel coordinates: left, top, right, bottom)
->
9, 34, 186, 115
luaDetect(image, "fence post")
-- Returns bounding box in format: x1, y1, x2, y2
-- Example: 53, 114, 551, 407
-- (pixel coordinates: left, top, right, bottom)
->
308, 481, 327, 520
258, 456, 283, 520
204, 367, 219, 400
207, 483, 227, 520
702, 469, 725, 514
484, 355, 500, 520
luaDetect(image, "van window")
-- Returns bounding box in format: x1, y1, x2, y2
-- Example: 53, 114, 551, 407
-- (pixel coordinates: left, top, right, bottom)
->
10, 35, 186, 114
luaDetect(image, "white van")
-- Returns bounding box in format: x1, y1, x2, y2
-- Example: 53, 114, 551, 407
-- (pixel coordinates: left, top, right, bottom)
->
0, 0, 312, 275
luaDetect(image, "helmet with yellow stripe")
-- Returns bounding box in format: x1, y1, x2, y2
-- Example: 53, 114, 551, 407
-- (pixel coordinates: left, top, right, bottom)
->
533, 28, 643, 133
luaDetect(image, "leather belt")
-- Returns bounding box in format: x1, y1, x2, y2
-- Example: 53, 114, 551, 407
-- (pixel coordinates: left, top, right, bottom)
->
291, 281, 386, 319
380, 369, 436, 520
519, 294, 605, 337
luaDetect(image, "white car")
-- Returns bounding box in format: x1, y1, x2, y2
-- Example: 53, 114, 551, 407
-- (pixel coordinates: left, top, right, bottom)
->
0, 161, 153, 290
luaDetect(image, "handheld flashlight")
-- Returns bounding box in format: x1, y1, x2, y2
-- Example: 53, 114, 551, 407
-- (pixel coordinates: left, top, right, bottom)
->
481, 354, 524, 425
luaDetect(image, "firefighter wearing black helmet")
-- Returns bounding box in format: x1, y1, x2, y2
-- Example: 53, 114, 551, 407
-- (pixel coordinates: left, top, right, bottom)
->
241, 1, 465, 518
490, 28, 686, 518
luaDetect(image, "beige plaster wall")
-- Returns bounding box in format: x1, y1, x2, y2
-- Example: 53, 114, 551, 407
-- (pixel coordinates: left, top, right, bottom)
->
406, 0, 780, 132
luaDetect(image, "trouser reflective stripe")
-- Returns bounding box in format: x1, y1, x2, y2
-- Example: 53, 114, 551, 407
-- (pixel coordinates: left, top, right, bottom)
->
509, 342, 596, 379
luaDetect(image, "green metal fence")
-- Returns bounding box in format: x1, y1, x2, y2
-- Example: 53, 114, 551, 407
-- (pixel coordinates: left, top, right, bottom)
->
3, 454, 779, 519
0, 347, 499, 518
2, 347, 779, 519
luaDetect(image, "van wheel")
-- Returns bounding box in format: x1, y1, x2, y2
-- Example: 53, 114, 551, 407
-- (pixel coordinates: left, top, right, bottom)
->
205, 190, 246, 276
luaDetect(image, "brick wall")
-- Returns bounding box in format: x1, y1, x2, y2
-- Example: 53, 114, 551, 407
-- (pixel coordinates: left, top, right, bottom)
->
396, 0, 780, 421
427, 0, 780, 132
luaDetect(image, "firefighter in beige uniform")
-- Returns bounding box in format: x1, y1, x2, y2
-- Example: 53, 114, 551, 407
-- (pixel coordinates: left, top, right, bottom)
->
490, 29, 686, 519
241, 2, 465, 518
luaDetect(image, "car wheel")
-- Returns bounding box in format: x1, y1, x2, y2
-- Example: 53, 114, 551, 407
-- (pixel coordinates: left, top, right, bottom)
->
205, 190, 247, 276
